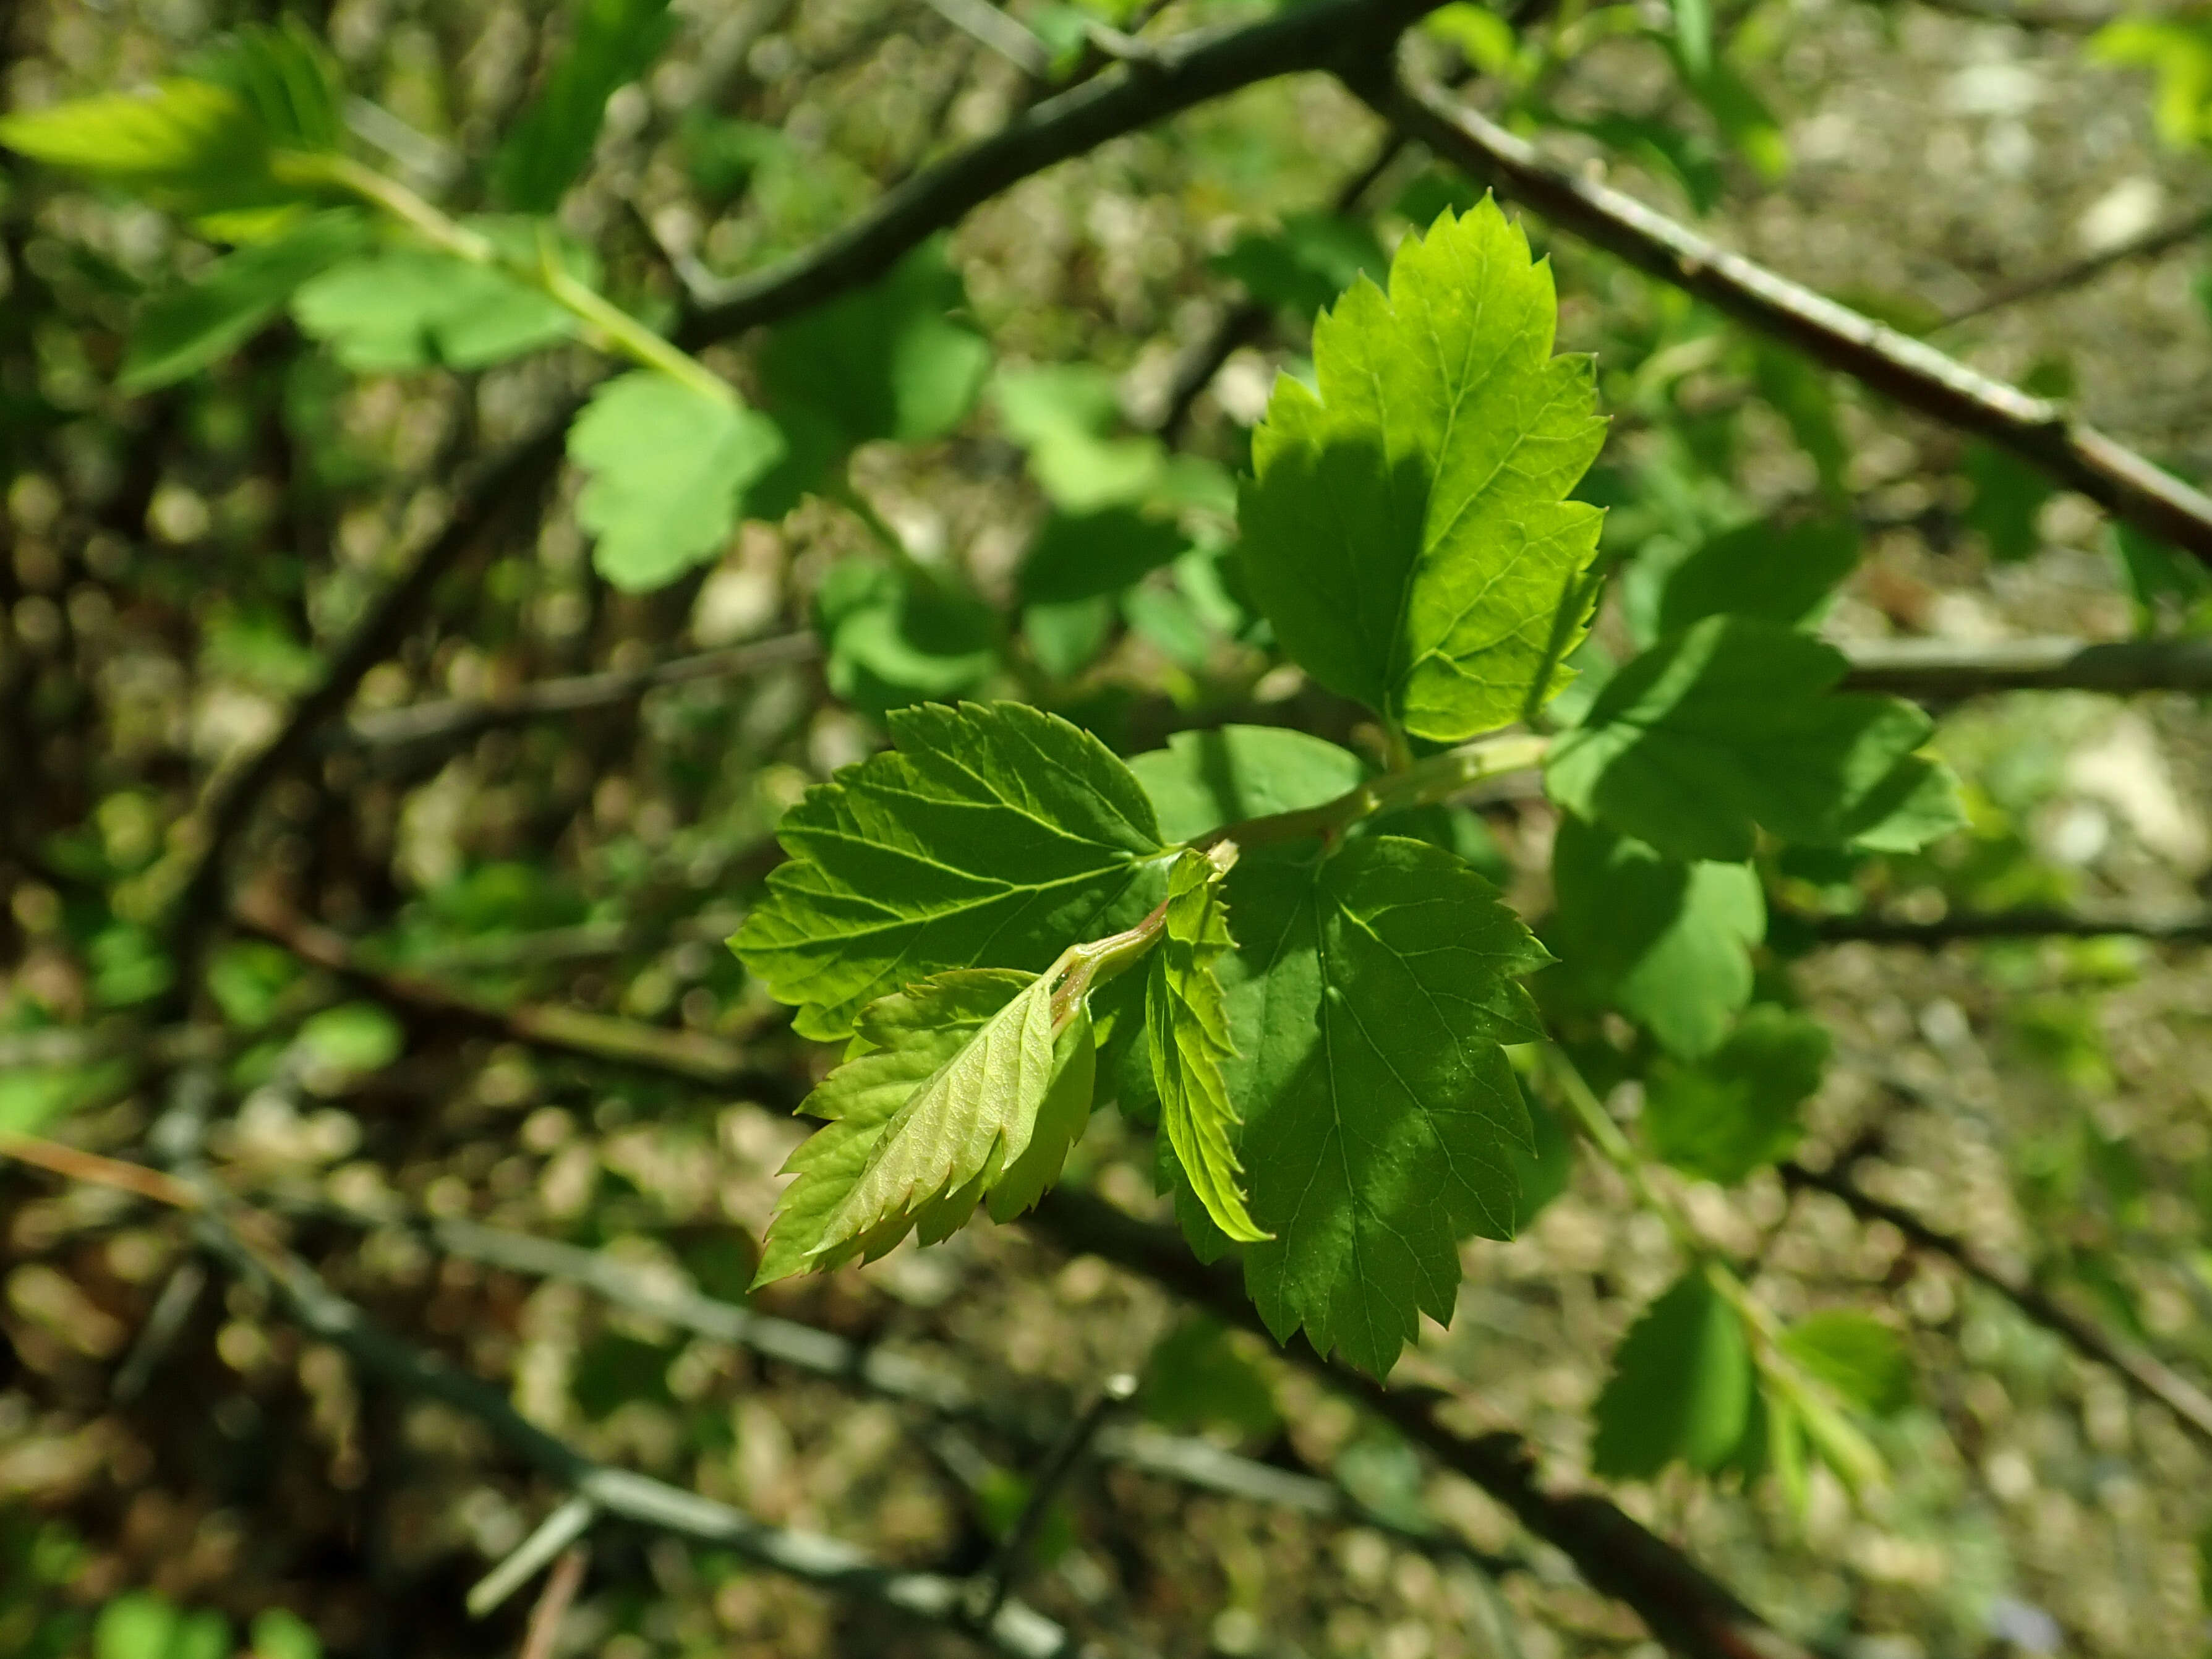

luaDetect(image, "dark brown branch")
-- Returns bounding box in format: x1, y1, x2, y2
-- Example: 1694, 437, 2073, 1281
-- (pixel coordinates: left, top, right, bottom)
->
1369, 72, 2212, 566
1799, 906, 2212, 945
1027, 1189, 1819, 1659
679, 0, 1445, 346
1941, 207, 2212, 328
1781, 1160, 2212, 1450
1835, 634, 2212, 699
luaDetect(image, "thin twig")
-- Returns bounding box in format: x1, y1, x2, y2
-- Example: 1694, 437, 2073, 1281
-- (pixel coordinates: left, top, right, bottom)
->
1940, 207, 2212, 328
1782, 1159, 2212, 1450
1834, 634, 2212, 699
473, 1497, 598, 1619
0, 1133, 203, 1210
1372, 71, 2212, 566
969, 1373, 1137, 1628
917, 0, 1053, 77
111, 1260, 206, 1403
1800, 906, 2212, 945
679, 0, 1446, 344
516, 1545, 589, 1659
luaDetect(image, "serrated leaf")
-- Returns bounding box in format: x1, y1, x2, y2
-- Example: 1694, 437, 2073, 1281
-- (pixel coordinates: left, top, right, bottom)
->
0, 80, 277, 214
1239, 198, 1606, 743
1591, 1269, 1752, 1478
1547, 814, 1762, 1059
753, 968, 1095, 1282
1644, 1004, 1829, 1182
1781, 1310, 1913, 1417
291, 229, 597, 373
493, 0, 676, 212
122, 209, 369, 391
196, 20, 346, 153
751, 242, 992, 516
1210, 211, 1390, 321
735, 701, 1168, 1041
1129, 725, 1365, 845
1650, 517, 1859, 636
568, 371, 785, 591
1221, 836, 1548, 1372
1148, 850, 1267, 1243
1545, 615, 1962, 863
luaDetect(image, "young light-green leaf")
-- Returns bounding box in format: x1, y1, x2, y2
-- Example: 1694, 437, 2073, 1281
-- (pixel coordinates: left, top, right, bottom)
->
1545, 615, 1963, 863
1781, 1310, 1913, 1417
734, 701, 1168, 1041
1221, 836, 1549, 1373
492, 0, 676, 213
1643, 1004, 1830, 1183
1148, 851, 1268, 1244
122, 209, 369, 391
291, 234, 594, 373
1591, 1269, 1753, 1478
568, 370, 786, 592
0, 80, 275, 214
752, 970, 1093, 1284
1547, 814, 1763, 1059
1239, 198, 1606, 743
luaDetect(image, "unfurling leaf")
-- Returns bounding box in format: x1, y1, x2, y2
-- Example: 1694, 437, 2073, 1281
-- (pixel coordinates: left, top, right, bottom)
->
1148, 850, 1268, 1243
1591, 1269, 1752, 1478
752, 970, 1095, 1284
1545, 615, 1963, 863
1239, 198, 1606, 743
734, 702, 1168, 1041
1221, 837, 1550, 1373
567, 371, 785, 591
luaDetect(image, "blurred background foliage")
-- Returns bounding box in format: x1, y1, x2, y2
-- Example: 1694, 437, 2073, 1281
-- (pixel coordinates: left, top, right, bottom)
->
3, 0, 2212, 1654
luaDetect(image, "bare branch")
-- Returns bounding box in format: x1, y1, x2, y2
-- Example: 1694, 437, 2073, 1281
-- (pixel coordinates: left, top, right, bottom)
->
516, 1545, 590, 1659
1782, 1159, 2212, 1451
679, 0, 1446, 345
1940, 207, 2212, 328
1028, 1189, 1820, 1659
471, 1496, 597, 1619
1370, 71, 2212, 566
1800, 906, 2212, 945
1835, 634, 2212, 699
970, 1373, 1138, 1629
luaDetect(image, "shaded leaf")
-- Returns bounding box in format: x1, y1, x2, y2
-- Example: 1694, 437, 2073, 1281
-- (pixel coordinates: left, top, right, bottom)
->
1591, 1270, 1752, 1478
815, 561, 997, 716
1644, 1004, 1829, 1182
1019, 506, 1190, 606
1222, 837, 1548, 1372
1129, 725, 1365, 845
1782, 1310, 1913, 1417
492, 0, 676, 212
1545, 615, 1962, 862
1651, 517, 1858, 636
1239, 198, 1606, 743
1210, 211, 1390, 321
996, 364, 1167, 512
124, 210, 370, 390
568, 371, 785, 591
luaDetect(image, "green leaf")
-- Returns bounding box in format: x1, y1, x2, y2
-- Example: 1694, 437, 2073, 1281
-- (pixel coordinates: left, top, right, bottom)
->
1591, 1269, 1752, 1478
1547, 814, 1762, 1059
297, 1002, 402, 1078
753, 968, 1094, 1282
291, 225, 602, 373
123, 210, 371, 391
1148, 850, 1268, 1243
492, 0, 676, 212
0, 81, 279, 215
816, 561, 998, 716
249, 1610, 322, 1659
1510, 1092, 1578, 1227
751, 242, 992, 516
1781, 1310, 1913, 1417
1139, 1315, 1280, 1437
568, 371, 786, 591
1023, 597, 1115, 680
1239, 198, 1606, 744
1222, 836, 1549, 1372
2113, 521, 2212, 618
1210, 211, 1390, 321
196, 21, 346, 153
735, 701, 1167, 1041
1650, 518, 1859, 636
1963, 442, 2051, 563
1643, 1004, 1829, 1182
1545, 616, 1961, 863
2091, 15, 2212, 148
996, 364, 1168, 513
95, 1593, 178, 1659
1128, 725, 1365, 845
1020, 507, 1191, 607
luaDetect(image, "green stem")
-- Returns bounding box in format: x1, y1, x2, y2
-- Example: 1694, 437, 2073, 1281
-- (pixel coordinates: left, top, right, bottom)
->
286, 153, 736, 407
1197, 730, 1548, 854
